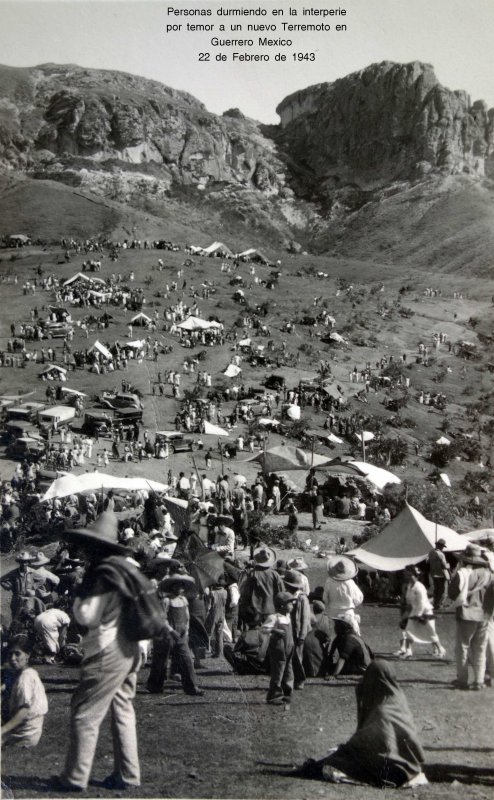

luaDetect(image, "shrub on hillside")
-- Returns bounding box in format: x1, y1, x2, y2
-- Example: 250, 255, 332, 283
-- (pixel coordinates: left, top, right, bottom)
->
430, 443, 452, 468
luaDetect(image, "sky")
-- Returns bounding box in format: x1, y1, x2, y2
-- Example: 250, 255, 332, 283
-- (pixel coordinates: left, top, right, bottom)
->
0, 0, 493, 123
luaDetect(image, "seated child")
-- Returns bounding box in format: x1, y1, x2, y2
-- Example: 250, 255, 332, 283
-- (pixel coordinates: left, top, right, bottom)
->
224, 608, 269, 674
1, 634, 48, 747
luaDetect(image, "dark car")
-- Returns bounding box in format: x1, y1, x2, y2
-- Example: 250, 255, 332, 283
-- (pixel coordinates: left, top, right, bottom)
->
99, 392, 143, 411
82, 411, 115, 437
156, 432, 198, 453
41, 321, 73, 339
6, 437, 45, 461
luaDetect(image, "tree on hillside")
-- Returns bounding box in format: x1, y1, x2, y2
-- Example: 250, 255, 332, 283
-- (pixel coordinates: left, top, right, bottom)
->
382, 479, 457, 528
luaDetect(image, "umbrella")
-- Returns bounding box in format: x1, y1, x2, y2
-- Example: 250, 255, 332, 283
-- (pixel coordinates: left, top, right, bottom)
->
203, 421, 230, 436
187, 550, 225, 591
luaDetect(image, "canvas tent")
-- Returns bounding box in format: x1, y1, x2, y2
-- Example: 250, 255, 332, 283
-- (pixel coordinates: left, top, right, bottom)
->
201, 241, 234, 258
237, 248, 270, 264
249, 445, 333, 473
42, 471, 168, 501
131, 312, 152, 326
463, 527, 494, 543
321, 459, 401, 491
88, 340, 112, 360
203, 421, 229, 436
64, 273, 106, 287
349, 503, 468, 571
223, 364, 241, 378
177, 316, 223, 332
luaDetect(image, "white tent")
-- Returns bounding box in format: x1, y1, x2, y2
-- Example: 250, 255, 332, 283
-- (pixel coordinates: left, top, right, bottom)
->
349, 503, 467, 571
439, 473, 451, 487
238, 338, 251, 347
131, 312, 152, 326
40, 365, 67, 377
177, 316, 223, 332
258, 418, 281, 428
237, 248, 270, 264
224, 364, 242, 378
125, 340, 146, 349
203, 421, 230, 436
42, 471, 168, 501
329, 332, 345, 343
463, 527, 494, 543
320, 459, 400, 491
89, 340, 112, 360
436, 436, 451, 445
189, 246, 204, 255
64, 273, 106, 286
201, 241, 234, 258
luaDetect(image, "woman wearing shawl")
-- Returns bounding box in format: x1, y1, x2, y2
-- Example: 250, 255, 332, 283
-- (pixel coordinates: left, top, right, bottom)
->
299, 660, 427, 788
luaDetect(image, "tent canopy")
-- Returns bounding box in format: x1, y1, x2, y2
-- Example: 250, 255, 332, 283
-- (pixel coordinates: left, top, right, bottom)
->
131, 313, 152, 324
320, 459, 400, 491
41, 365, 67, 375
203, 421, 229, 436
89, 340, 112, 360
177, 316, 223, 332
349, 503, 467, 571
61, 387, 87, 397
237, 248, 270, 264
249, 445, 333, 473
201, 241, 234, 257
224, 364, 241, 378
41, 471, 168, 501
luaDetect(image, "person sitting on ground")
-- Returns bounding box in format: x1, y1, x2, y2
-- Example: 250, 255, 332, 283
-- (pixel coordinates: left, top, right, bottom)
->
326, 611, 373, 677
303, 600, 332, 677
1, 634, 48, 748
297, 660, 427, 788
223, 608, 269, 675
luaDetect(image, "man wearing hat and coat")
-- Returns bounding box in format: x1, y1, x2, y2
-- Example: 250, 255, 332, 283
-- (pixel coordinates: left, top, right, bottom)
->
239, 547, 284, 624
427, 538, 450, 611
448, 543, 494, 690
55, 512, 142, 792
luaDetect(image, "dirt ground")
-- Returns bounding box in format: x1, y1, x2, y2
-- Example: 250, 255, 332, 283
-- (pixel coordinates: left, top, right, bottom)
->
1, 245, 493, 798
1, 596, 494, 800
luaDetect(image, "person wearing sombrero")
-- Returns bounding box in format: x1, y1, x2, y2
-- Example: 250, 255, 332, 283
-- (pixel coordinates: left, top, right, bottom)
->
448, 543, 493, 690
54, 512, 142, 792
287, 557, 310, 595
283, 570, 311, 690
323, 555, 363, 635
146, 574, 204, 697
239, 546, 284, 624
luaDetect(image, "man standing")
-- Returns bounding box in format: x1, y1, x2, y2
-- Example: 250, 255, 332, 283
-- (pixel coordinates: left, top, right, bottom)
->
428, 538, 450, 611
55, 512, 141, 792
448, 544, 493, 691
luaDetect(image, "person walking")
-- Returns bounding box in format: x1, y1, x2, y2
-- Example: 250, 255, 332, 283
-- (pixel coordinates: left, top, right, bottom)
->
395, 567, 446, 659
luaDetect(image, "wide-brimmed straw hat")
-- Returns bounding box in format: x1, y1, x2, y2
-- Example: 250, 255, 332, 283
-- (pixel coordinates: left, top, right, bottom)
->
332, 610, 360, 632
31, 552, 51, 568
66, 511, 130, 555
283, 569, 306, 591
326, 555, 358, 581
253, 546, 276, 569
457, 544, 488, 567
160, 573, 197, 599
15, 550, 36, 563
287, 557, 308, 571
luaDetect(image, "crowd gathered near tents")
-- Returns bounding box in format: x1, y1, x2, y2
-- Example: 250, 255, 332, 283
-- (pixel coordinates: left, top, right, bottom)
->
1, 234, 493, 792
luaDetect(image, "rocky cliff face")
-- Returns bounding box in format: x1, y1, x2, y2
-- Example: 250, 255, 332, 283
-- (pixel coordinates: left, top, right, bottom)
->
0, 60, 492, 268
0, 63, 286, 196
276, 61, 494, 198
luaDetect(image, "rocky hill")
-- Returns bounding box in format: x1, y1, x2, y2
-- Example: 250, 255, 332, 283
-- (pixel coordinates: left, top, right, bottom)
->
0, 60, 493, 271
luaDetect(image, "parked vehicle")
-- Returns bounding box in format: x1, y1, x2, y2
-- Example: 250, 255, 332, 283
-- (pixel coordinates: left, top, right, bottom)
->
41, 321, 73, 339
99, 392, 143, 410
6, 437, 45, 461
38, 405, 76, 431
155, 431, 198, 453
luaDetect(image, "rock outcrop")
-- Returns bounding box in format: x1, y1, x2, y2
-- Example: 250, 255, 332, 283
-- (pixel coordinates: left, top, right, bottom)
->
276, 61, 494, 198
0, 63, 286, 195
